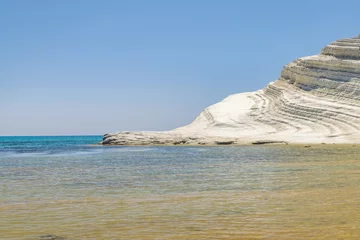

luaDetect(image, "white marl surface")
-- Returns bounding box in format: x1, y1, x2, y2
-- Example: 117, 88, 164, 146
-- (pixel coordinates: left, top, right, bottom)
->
103, 35, 360, 145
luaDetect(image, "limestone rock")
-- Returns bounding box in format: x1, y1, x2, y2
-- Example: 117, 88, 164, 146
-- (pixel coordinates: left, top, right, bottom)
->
103, 35, 360, 145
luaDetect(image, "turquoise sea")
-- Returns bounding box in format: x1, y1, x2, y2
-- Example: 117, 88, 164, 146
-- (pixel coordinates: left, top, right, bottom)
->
1, 136, 360, 239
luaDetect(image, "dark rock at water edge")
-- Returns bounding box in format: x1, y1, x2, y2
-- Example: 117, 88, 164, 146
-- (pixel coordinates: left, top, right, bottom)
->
215, 140, 235, 145
252, 140, 288, 145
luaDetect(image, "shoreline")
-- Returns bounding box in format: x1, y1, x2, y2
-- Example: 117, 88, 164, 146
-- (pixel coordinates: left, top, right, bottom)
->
99, 132, 360, 147
95, 142, 360, 148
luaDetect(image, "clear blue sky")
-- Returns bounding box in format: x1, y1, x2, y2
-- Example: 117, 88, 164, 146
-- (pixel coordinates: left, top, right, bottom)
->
1, 0, 359, 136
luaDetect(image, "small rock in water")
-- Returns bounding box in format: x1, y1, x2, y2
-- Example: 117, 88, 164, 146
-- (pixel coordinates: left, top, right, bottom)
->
40, 234, 65, 240
304, 145, 311, 148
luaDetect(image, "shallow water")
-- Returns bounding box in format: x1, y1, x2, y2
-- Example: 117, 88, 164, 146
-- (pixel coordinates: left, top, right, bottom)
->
1, 137, 360, 239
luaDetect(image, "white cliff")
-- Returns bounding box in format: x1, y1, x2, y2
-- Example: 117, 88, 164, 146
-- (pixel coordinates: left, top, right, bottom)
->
103, 35, 360, 145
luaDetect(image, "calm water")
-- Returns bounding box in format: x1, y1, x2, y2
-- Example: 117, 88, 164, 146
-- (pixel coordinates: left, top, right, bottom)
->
1, 136, 360, 239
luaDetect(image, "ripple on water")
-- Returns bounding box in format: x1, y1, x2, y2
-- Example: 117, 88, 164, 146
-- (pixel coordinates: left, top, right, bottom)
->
2, 144, 360, 239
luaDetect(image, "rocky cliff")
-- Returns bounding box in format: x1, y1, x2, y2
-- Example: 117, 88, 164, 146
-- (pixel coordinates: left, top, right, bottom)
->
103, 35, 360, 145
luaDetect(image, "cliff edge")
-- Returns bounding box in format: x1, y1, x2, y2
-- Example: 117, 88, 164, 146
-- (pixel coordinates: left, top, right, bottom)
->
103, 35, 360, 145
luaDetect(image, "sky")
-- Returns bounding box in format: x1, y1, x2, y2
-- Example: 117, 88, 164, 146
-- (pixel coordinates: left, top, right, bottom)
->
1, 0, 360, 136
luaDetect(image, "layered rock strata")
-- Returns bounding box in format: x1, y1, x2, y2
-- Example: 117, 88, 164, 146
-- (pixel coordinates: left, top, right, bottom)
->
103, 35, 360, 145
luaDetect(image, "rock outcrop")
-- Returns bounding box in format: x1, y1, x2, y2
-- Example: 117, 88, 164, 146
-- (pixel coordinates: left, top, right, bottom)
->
103, 35, 360, 145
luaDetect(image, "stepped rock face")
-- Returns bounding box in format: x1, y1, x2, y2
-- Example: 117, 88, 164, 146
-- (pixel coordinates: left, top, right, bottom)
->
103, 35, 360, 145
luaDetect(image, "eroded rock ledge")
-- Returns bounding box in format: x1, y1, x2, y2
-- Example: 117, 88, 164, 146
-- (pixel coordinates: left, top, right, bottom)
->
103, 35, 360, 145
102, 132, 240, 146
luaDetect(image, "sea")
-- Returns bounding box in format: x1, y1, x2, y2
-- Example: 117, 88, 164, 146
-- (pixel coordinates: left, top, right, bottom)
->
1, 136, 360, 239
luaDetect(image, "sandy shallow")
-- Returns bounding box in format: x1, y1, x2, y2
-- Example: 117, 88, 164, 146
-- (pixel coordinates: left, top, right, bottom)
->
3, 145, 360, 239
